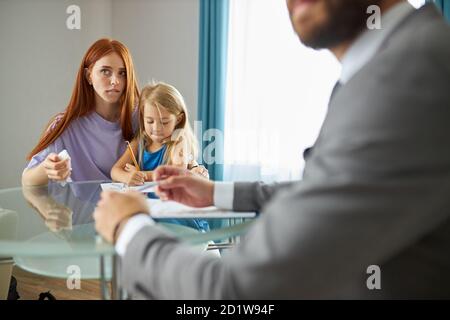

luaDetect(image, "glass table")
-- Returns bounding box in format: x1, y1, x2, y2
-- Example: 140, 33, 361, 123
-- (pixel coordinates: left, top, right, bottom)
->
0, 181, 254, 299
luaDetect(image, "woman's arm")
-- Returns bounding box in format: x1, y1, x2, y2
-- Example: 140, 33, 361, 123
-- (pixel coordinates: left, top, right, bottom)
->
22, 185, 72, 232
22, 114, 70, 186
111, 139, 146, 185
22, 162, 50, 186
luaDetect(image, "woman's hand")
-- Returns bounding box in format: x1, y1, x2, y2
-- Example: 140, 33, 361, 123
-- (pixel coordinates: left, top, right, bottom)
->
40, 201, 73, 232
42, 153, 71, 182
190, 165, 209, 179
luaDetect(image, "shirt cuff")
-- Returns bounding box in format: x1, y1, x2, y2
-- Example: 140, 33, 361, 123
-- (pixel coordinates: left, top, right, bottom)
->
213, 182, 235, 210
115, 214, 155, 257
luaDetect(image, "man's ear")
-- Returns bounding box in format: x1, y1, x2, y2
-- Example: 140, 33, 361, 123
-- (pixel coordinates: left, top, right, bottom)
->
84, 68, 92, 85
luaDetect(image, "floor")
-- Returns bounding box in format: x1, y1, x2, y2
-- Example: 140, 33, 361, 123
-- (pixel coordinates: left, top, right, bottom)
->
12, 266, 110, 300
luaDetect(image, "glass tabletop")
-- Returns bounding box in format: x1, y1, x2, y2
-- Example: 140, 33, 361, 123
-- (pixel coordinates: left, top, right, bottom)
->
0, 181, 253, 281
0, 181, 253, 258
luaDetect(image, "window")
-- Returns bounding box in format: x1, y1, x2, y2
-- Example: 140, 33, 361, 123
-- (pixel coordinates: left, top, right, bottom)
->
224, 0, 425, 183
224, 0, 339, 182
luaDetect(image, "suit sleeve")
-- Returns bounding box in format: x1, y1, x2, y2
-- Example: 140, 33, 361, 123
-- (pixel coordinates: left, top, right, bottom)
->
121, 169, 450, 299
232, 181, 294, 212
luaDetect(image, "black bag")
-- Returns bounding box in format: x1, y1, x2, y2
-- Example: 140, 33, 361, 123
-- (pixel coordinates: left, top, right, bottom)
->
7, 276, 56, 300
38, 291, 56, 300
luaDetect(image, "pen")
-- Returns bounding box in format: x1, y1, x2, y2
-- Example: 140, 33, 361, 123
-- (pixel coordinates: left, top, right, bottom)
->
126, 141, 141, 171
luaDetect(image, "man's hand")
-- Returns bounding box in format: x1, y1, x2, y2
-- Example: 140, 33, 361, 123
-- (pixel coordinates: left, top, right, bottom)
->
154, 165, 215, 208
94, 191, 149, 243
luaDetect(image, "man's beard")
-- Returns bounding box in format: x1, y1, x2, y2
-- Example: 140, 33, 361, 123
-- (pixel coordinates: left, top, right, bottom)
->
300, 0, 383, 50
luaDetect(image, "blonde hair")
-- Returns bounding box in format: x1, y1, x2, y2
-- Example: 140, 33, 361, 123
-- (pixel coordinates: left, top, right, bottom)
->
137, 81, 198, 166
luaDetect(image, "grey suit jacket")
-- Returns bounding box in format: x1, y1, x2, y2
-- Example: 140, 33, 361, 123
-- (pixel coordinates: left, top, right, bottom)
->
122, 4, 450, 299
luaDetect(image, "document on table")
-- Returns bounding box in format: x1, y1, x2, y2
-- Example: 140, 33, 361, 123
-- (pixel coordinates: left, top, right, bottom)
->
100, 182, 158, 193
146, 199, 256, 219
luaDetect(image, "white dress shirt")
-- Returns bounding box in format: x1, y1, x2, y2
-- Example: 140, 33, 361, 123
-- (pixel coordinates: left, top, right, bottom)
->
340, 1, 414, 84
115, 2, 415, 257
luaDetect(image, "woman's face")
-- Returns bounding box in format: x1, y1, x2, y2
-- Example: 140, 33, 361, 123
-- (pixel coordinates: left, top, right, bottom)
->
143, 103, 180, 144
87, 52, 126, 104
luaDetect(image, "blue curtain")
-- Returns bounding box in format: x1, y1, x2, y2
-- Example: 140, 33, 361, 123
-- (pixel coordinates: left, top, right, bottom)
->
427, 0, 450, 21
197, 0, 230, 181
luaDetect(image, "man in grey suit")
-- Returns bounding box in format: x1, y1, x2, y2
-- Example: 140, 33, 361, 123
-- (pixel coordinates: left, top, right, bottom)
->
94, 0, 450, 299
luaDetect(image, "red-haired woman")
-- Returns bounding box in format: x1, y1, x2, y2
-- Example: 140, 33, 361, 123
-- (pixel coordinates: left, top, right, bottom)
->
22, 38, 140, 186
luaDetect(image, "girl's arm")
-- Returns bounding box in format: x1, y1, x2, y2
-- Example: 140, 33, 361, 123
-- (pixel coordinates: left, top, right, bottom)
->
22, 186, 72, 232
111, 139, 146, 185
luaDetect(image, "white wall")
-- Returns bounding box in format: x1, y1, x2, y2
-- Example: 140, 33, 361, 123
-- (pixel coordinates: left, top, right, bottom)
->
112, 0, 199, 120
0, 0, 199, 188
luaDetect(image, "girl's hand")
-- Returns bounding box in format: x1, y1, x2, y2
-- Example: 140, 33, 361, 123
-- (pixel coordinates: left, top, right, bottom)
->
42, 153, 71, 182
126, 171, 146, 186
190, 165, 209, 179
124, 163, 138, 173
143, 171, 153, 181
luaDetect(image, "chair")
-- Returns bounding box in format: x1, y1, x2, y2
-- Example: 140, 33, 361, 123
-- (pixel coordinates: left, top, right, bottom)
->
0, 258, 14, 300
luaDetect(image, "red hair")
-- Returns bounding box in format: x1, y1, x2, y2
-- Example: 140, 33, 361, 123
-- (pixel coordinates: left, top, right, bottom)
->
27, 38, 140, 160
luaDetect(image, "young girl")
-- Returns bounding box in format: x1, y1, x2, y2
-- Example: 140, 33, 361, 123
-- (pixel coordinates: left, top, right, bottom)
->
111, 81, 209, 232
111, 81, 208, 185
22, 38, 140, 186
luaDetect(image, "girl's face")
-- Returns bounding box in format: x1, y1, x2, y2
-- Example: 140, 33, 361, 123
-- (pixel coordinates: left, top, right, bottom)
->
87, 52, 126, 104
143, 103, 180, 144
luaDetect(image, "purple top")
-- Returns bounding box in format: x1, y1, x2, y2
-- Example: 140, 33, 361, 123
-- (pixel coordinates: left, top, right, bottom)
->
26, 111, 137, 181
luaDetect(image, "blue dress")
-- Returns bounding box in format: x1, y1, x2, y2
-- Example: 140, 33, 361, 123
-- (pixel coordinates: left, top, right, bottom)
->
139, 142, 209, 232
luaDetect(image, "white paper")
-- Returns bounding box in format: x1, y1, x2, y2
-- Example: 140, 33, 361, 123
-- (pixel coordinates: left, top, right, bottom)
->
100, 181, 159, 193
146, 199, 256, 219
58, 149, 72, 186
